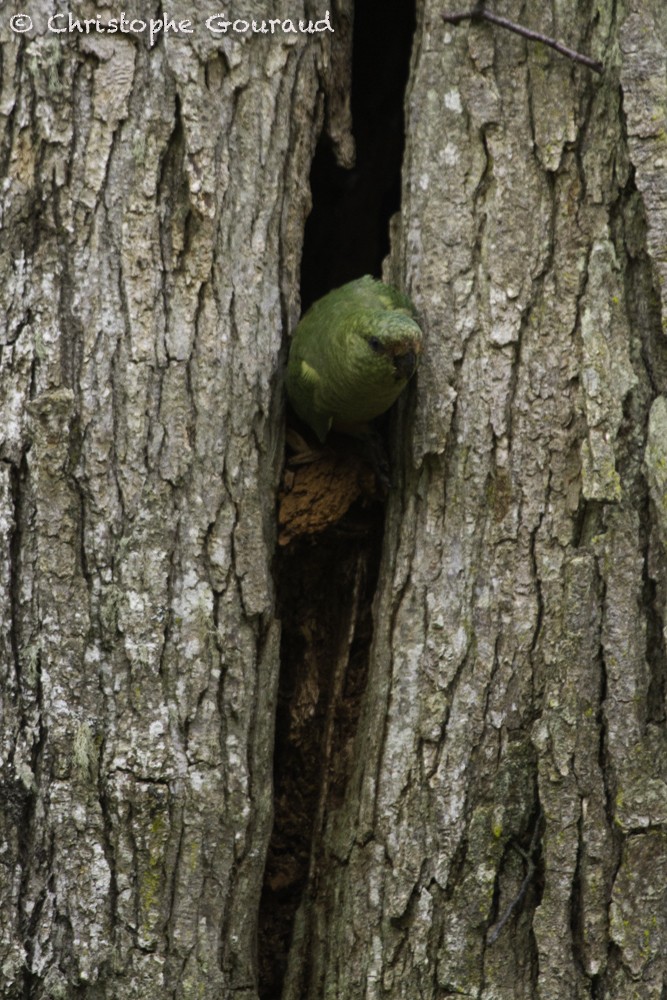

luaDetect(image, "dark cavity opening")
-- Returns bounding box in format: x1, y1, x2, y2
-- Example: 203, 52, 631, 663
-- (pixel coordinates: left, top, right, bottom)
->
299, 0, 416, 309
259, 0, 415, 996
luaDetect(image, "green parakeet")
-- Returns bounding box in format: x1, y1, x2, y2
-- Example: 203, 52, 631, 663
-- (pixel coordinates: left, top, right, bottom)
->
286, 275, 422, 443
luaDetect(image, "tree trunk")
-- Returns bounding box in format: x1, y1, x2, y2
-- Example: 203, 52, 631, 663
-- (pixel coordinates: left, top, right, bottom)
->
1, 1, 666, 999
0, 2, 351, 996
279, 1, 667, 998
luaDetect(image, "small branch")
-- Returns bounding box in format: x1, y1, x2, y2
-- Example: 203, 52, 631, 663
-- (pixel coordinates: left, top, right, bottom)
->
487, 813, 542, 945
442, 6, 603, 74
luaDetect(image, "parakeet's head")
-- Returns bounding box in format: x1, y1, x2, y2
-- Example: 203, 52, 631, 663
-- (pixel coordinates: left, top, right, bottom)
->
351, 309, 422, 387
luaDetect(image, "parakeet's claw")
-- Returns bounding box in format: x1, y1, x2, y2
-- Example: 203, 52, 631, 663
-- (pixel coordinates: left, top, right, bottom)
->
337, 427, 392, 494
373, 452, 392, 493
362, 432, 392, 494
285, 428, 328, 466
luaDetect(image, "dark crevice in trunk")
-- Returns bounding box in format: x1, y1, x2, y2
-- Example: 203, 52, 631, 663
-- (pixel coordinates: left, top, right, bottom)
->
260, 0, 415, 996
261, 523, 382, 999
299, 0, 415, 309
610, 169, 667, 727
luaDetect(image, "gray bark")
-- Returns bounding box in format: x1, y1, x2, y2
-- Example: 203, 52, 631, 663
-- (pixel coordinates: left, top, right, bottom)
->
283, 1, 667, 999
1, 0, 667, 999
0, 1, 350, 996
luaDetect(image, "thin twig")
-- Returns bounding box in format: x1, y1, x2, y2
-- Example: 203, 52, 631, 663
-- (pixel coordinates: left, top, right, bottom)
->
442, 6, 603, 74
487, 814, 542, 945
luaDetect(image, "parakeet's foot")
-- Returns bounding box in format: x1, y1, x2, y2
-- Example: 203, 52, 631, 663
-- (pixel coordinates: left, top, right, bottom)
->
284, 428, 329, 466
344, 429, 392, 493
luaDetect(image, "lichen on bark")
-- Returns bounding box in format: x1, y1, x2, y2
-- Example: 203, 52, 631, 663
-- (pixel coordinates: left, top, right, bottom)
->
281, 1, 667, 998
0, 1, 348, 996
2, 0, 667, 997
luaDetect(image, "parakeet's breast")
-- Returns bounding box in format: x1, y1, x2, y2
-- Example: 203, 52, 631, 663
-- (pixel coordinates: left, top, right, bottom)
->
319, 350, 409, 423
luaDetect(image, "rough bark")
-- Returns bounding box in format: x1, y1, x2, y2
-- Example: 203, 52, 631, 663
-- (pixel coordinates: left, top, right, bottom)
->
0, 2, 351, 997
282, 1, 667, 999
2, 0, 667, 999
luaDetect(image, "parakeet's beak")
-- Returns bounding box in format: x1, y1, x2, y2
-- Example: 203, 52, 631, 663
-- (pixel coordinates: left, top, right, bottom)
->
393, 349, 418, 381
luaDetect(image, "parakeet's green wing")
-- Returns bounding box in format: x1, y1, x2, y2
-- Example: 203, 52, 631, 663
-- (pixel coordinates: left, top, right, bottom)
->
285, 343, 333, 442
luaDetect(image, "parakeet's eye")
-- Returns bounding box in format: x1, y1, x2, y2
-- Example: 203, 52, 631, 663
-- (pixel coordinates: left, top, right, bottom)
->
368, 336, 382, 353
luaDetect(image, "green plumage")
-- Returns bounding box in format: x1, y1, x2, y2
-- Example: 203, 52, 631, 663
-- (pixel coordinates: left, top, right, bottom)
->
286, 276, 423, 442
